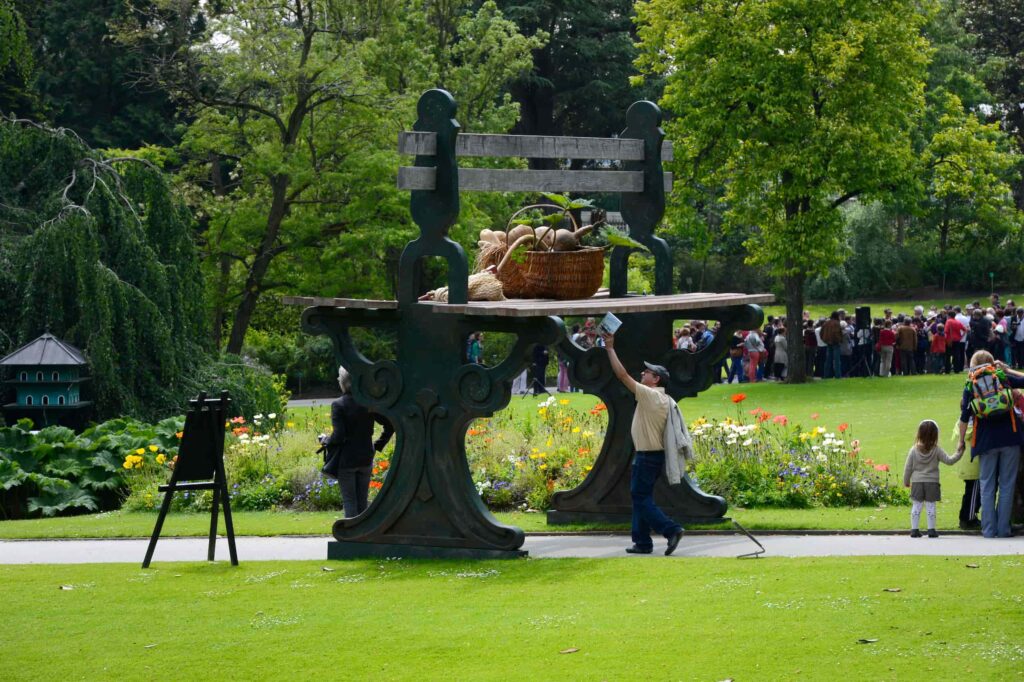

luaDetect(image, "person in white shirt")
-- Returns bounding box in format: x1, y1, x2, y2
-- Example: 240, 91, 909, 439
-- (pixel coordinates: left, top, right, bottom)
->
601, 331, 685, 556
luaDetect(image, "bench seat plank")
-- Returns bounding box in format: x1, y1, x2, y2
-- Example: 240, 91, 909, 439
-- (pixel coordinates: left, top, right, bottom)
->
399, 131, 674, 162
398, 167, 673, 193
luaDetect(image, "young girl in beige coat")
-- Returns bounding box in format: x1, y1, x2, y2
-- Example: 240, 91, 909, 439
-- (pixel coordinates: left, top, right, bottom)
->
903, 419, 962, 537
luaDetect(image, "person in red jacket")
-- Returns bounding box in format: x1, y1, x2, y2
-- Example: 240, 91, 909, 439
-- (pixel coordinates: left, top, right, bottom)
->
877, 320, 897, 377
945, 312, 967, 373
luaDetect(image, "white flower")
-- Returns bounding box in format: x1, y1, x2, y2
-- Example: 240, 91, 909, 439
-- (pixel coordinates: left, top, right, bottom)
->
811, 445, 820, 451
268, 413, 277, 419
742, 438, 753, 446
816, 453, 828, 462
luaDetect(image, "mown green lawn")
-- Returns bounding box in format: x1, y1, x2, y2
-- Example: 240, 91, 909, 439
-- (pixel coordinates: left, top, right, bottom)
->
1, 557, 1020, 681
0, 374, 979, 538
762, 291, 1024, 321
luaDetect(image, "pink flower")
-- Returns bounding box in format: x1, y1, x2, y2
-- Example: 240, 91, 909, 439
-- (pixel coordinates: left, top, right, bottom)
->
874, 464, 890, 472
810, 412, 819, 420
772, 415, 788, 426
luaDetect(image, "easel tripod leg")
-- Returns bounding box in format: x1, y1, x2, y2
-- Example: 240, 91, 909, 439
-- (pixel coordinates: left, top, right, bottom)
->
208, 485, 220, 561
142, 480, 177, 569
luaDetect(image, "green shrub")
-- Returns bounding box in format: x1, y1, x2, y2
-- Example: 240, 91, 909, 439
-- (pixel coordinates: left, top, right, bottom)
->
188, 354, 289, 421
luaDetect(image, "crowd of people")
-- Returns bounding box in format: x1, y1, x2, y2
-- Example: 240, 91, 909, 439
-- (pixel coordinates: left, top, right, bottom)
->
670, 293, 1024, 384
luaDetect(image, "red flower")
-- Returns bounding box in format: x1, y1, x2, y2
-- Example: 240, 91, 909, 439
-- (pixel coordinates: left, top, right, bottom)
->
378, 460, 389, 471
730, 393, 747, 404
757, 411, 771, 422
838, 423, 849, 433
369, 481, 383, 490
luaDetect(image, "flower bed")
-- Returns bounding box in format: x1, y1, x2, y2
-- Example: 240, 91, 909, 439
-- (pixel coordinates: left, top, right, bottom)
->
687, 395, 907, 508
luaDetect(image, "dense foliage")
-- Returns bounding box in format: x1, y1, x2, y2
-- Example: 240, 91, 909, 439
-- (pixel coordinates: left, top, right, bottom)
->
0, 119, 208, 418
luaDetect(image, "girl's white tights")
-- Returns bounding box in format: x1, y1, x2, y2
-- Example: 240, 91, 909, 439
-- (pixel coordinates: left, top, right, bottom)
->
911, 499, 937, 530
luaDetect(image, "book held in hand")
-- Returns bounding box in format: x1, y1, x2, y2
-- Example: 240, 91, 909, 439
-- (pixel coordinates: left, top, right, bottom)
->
598, 312, 622, 336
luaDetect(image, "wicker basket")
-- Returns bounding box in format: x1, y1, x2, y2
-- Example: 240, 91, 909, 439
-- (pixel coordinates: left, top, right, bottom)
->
518, 247, 605, 299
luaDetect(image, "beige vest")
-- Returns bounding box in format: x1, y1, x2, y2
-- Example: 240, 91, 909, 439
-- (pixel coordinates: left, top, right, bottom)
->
631, 383, 672, 451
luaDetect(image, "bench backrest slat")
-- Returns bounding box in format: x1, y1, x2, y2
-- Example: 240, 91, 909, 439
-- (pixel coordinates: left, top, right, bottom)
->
399, 131, 673, 162
398, 167, 673, 193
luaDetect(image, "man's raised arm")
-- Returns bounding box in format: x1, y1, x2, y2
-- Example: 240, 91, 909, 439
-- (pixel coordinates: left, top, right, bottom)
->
602, 332, 638, 395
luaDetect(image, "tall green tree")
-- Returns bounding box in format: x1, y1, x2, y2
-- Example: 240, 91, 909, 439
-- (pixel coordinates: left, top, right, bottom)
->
13, 0, 190, 147
496, 0, 656, 167
635, 0, 930, 382
962, 0, 1024, 207
0, 0, 34, 115
0, 119, 208, 419
144, 0, 542, 353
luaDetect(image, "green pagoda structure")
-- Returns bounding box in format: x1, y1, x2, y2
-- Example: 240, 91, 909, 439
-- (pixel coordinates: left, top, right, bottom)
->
1, 333, 92, 429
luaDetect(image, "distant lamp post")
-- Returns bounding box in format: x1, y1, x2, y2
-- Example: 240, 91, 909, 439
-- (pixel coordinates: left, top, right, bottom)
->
1, 332, 93, 430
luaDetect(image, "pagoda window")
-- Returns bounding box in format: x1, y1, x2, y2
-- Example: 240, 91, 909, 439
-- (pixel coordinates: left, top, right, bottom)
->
20, 372, 27, 381
26, 396, 33, 406
52, 371, 59, 381
41, 395, 49, 405
36, 372, 43, 382
58, 396, 65, 405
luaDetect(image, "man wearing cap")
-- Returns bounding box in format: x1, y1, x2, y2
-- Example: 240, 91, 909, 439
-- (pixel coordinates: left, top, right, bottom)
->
601, 331, 685, 556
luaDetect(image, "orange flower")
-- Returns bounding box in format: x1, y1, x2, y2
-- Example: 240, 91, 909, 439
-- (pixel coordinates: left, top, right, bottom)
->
838, 423, 849, 432
578, 447, 590, 455
864, 458, 874, 466
230, 416, 245, 424
757, 411, 771, 422
378, 460, 389, 471
873, 464, 890, 472
589, 402, 607, 414
772, 415, 788, 426
369, 481, 383, 490
175, 431, 184, 439
232, 426, 248, 436
730, 393, 747, 404
810, 412, 819, 420
563, 460, 574, 469
467, 428, 483, 436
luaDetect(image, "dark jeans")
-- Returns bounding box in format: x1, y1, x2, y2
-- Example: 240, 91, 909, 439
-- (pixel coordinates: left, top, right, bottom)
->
959, 479, 980, 524
630, 451, 682, 550
727, 356, 744, 383
825, 344, 842, 379
951, 341, 966, 373
899, 349, 915, 376
338, 465, 373, 518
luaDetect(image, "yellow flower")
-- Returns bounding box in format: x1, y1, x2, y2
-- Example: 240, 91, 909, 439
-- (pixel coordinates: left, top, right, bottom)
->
286, 421, 295, 428
538, 408, 547, 416
156, 454, 167, 464
529, 454, 539, 460
148, 445, 158, 452
546, 438, 553, 447
531, 448, 539, 453
539, 463, 547, 470
584, 466, 592, 472
135, 448, 145, 455
582, 431, 593, 438
559, 399, 570, 405
572, 427, 581, 433
122, 461, 133, 469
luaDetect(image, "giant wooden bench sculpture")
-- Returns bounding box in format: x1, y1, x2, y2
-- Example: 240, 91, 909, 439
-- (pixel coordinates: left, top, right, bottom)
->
285, 89, 772, 559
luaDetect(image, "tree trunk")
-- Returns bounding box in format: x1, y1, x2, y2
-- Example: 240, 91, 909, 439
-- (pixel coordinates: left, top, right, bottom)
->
209, 154, 230, 350
784, 270, 807, 384
225, 176, 290, 354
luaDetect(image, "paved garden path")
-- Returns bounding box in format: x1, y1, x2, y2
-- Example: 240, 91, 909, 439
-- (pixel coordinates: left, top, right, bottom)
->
2, 533, 1021, 564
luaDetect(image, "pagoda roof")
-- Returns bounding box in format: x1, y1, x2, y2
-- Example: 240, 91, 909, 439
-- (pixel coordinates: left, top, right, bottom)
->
0, 333, 87, 367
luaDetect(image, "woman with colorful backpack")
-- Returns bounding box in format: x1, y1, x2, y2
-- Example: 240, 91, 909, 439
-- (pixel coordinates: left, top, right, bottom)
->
956, 351, 1023, 538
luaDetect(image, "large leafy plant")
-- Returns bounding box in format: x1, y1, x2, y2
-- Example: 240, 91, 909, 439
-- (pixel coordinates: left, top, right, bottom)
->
0, 417, 183, 518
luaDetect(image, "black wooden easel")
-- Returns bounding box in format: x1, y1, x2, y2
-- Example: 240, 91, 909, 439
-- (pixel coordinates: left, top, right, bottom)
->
142, 391, 238, 568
